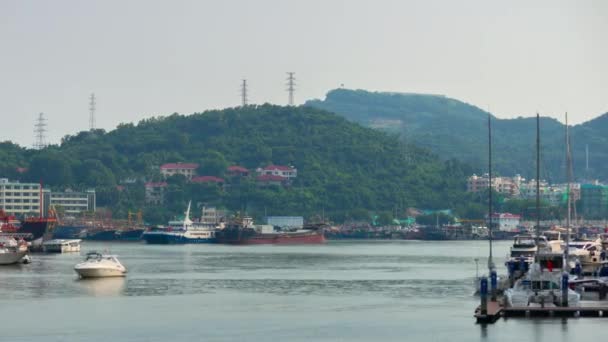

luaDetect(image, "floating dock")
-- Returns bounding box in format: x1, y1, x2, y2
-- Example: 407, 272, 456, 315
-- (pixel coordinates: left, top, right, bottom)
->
475, 301, 608, 323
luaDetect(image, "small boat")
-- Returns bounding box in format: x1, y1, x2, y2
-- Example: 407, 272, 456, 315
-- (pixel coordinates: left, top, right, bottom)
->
42, 239, 81, 253
0, 237, 29, 265
74, 251, 127, 278
567, 238, 605, 274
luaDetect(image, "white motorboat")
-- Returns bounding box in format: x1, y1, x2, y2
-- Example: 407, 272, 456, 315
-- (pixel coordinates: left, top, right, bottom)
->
567, 238, 604, 274
0, 237, 29, 265
42, 239, 81, 253
74, 251, 127, 278
504, 251, 580, 307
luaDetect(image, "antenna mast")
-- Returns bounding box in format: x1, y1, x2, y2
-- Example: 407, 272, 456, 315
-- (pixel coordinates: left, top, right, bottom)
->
565, 113, 572, 266
286, 72, 296, 106
241, 79, 248, 106
33, 112, 47, 149
89, 93, 96, 130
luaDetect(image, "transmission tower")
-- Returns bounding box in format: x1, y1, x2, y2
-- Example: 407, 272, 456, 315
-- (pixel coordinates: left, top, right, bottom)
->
286, 72, 296, 106
33, 112, 47, 150
89, 93, 96, 130
240, 79, 248, 106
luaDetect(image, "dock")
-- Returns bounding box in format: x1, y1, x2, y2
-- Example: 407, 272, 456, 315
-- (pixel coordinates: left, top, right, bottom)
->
475, 301, 608, 323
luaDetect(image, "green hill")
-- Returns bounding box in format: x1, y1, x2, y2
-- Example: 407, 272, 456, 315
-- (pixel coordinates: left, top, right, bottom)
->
306, 89, 606, 182
1, 105, 474, 223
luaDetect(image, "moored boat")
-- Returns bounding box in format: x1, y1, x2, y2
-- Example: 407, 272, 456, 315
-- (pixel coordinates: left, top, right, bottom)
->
216, 216, 327, 245
0, 237, 29, 265
42, 239, 81, 253
142, 202, 219, 244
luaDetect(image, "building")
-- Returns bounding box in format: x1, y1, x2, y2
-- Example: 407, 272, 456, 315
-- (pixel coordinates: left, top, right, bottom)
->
191, 176, 225, 185
48, 189, 96, 214
486, 213, 521, 232
160, 163, 199, 180
580, 184, 608, 219
257, 165, 297, 179
0, 179, 44, 216
256, 174, 288, 187
467, 174, 523, 197
265, 216, 304, 229
200, 206, 225, 225
145, 182, 167, 205
227, 165, 249, 177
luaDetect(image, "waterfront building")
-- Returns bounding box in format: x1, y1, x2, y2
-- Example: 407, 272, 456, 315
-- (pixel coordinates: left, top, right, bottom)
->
48, 189, 96, 214
0, 178, 43, 216
145, 182, 167, 205
160, 163, 199, 180
580, 184, 608, 219
486, 213, 521, 233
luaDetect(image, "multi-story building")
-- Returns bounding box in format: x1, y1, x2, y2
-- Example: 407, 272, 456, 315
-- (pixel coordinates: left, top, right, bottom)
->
160, 163, 199, 180
48, 189, 96, 214
467, 174, 523, 197
0, 178, 43, 216
580, 184, 608, 219
145, 182, 167, 205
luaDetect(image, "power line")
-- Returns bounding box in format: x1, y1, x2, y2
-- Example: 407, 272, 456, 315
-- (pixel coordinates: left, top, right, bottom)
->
240, 79, 248, 106
286, 72, 296, 106
89, 93, 96, 130
33, 112, 47, 150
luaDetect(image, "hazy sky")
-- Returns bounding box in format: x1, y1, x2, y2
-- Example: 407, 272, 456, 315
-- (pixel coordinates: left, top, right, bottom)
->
1, 0, 607, 147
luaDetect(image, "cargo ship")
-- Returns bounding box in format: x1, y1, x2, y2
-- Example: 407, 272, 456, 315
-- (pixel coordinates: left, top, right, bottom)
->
215, 216, 327, 245
0, 209, 57, 243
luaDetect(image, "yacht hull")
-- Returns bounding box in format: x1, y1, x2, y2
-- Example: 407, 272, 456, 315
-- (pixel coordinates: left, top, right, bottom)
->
0, 250, 28, 265
75, 268, 126, 278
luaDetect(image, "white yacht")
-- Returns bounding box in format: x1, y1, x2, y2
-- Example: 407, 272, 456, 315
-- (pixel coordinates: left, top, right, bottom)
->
42, 239, 81, 253
74, 251, 127, 278
504, 252, 580, 307
0, 237, 29, 265
567, 238, 604, 274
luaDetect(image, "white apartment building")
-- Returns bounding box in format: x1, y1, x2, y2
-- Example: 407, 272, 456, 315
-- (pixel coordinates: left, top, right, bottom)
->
0, 178, 43, 216
49, 189, 96, 214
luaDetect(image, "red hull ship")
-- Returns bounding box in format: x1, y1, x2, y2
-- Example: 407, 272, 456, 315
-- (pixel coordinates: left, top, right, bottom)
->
216, 217, 327, 245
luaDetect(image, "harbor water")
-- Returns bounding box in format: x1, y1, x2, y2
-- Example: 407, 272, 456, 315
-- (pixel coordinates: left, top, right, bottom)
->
0, 240, 603, 341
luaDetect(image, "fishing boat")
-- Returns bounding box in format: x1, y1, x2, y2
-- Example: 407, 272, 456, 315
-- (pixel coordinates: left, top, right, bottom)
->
74, 251, 127, 278
142, 202, 219, 244
0, 237, 29, 265
216, 215, 327, 245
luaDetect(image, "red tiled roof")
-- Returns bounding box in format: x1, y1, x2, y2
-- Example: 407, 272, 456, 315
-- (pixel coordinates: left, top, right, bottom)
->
227, 165, 249, 172
145, 182, 168, 187
192, 176, 225, 183
256, 175, 286, 182
15, 167, 28, 174
160, 163, 199, 170
263, 165, 294, 171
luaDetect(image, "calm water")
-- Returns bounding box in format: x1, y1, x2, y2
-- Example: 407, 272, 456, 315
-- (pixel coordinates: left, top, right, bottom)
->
0, 240, 602, 341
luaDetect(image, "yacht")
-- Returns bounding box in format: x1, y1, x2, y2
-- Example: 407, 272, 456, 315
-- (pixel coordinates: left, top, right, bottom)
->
567, 238, 604, 274
74, 251, 127, 278
42, 239, 81, 253
0, 237, 29, 265
504, 251, 580, 307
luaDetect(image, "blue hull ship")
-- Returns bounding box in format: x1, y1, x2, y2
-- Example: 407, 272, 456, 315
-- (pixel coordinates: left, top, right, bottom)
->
142, 202, 220, 245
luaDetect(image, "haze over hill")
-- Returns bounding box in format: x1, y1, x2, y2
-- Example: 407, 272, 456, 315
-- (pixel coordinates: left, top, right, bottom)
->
306, 89, 608, 183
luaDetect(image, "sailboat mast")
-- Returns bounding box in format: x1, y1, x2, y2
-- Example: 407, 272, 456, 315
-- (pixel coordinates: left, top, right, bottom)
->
536, 113, 541, 243
488, 114, 494, 271
565, 113, 572, 259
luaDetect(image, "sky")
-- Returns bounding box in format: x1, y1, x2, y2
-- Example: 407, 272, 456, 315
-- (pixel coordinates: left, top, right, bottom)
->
1, 0, 607, 147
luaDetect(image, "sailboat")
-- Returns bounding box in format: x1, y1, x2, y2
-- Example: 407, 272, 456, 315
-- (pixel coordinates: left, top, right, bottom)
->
504, 113, 580, 307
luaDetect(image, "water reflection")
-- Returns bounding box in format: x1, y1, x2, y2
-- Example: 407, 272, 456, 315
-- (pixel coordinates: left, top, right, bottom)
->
77, 278, 126, 297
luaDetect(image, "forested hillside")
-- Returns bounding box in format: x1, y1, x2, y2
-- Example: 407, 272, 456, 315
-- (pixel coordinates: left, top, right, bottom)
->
306, 89, 607, 182
0, 105, 475, 223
